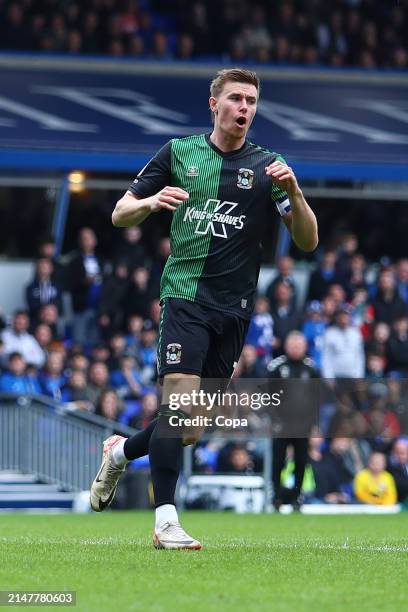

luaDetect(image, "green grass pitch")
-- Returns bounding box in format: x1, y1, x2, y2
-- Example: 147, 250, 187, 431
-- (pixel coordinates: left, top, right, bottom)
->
0, 512, 407, 611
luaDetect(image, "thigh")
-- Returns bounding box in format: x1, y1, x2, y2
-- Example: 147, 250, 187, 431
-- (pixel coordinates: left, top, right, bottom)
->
202, 314, 249, 381
157, 298, 211, 377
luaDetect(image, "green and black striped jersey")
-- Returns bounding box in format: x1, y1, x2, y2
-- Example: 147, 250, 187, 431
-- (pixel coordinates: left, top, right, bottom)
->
129, 133, 291, 319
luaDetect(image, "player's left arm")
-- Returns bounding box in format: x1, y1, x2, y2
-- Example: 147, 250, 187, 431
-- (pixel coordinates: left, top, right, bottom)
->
266, 159, 318, 252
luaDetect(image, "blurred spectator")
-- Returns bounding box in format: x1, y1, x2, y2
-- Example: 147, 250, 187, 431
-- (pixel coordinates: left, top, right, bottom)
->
67, 30, 83, 54
235, 344, 266, 378
33, 323, 54, 355
321, 295, 337, 324
98, 262, 130, 339
396, 258, 408, 304
110, 352, 142, 399
68, 227, 104, 345
67, 351, 89, 374
0, 2, 31, 50
321, 304, 365, 379
150, 31, 171, 59
364, 382, 401, 449
61, 369, 94, 411
107, 332, 127, 370
129, 391, 158, 429
245, 296, 274, 361
96, 389, 123, 421
82, 11, 101, 54
37, 236, 66, 288
350, 287, 374, 339
335, 232, 358, 280
327, 389, 366, 439
125, 314, 144, 353
39, 351, 66, 401
113, 226, 146, 269
307, 251, 339, 301
49, 13, 67, 51
327, 283, 347, 309
124, 266, 154, 321
302, 300, 326, 370
310, 437, 353, 504
138, 320, 157, 384
0, 352, 41, 394
354, 452, 397, 505
266, 256, 297, 307
216, 442, 255, 474
90, 343, 110, 365
268, 331, 319, 510
366, 353, 386, 379
37, 304, 63, 340
387, 315, 408, 376
86, 361, 110, 408
387, 438, 408, 503
366, 321, 390, 359
344, 254, 368, 299
339, 437, 371, 479
1, 310, 45, 368
176, 33, 195, 59
371, 268, 407, 325
25, 258, 63, 321
269, 281, 300, 353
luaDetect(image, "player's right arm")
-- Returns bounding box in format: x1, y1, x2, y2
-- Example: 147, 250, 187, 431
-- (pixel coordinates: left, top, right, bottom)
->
112, 140, 189, 227
112, 186, 189, 227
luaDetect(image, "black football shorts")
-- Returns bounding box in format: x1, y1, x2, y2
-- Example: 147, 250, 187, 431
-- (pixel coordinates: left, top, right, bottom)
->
157, 298, 249, 379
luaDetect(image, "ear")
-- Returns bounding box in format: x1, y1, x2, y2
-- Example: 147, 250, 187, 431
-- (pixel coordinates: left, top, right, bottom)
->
209, 96, 217, 115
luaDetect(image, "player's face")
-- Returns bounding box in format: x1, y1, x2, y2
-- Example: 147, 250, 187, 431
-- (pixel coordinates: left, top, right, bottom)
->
210, 81, 258, 139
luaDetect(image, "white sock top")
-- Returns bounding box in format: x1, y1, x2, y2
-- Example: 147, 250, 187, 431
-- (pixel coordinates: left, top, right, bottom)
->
155, 504, 179, 530
111, 438, 128, 468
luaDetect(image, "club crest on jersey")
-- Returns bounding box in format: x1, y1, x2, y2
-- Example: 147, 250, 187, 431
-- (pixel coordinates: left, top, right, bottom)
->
187, 165, 199, 177
166, 343, 182, 365
237, 168, 254, 190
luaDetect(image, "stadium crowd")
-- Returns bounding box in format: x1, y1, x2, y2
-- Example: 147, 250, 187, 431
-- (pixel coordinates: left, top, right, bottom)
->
0, 0, 407, 68
0, 223, 407, 506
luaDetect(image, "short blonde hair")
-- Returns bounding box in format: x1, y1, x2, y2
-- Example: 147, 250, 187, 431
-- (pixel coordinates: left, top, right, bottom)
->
210, 68, 260, 98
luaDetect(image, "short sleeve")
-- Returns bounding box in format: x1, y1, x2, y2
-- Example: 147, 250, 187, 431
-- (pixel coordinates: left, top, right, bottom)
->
128, 141, 172, 198
271, 153, 291, 217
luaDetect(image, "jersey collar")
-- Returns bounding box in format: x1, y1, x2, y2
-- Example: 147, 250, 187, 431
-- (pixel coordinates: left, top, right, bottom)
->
205, 133, 249, 158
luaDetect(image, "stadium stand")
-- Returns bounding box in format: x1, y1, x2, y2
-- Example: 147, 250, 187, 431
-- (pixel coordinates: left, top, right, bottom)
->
0, 0, 406, 67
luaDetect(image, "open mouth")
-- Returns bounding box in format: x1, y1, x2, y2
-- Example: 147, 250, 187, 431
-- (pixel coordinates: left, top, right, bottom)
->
236, 117, 247, 127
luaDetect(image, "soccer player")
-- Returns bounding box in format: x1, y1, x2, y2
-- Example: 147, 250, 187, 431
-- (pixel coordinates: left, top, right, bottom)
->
90, 68, 318, 549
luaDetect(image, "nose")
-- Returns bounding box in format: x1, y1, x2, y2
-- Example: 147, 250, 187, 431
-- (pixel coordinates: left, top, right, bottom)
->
239, 99, 248, 112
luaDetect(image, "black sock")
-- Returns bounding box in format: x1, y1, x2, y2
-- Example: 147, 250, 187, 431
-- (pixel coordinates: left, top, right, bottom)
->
149, 414, 183, 507
123, 418, 158, 460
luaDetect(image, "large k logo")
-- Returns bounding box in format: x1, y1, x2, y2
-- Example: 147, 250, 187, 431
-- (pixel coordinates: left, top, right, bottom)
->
183, 199, 246, 239
196, 200, 237, 238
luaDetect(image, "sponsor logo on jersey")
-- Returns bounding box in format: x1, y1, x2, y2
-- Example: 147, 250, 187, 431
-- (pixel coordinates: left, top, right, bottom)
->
237, 168, 254, 190
186, 165, 199, 176
166, 343, 182, 365
183, 199, 246, 238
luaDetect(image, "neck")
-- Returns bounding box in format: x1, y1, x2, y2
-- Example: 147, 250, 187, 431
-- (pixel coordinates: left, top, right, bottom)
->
210, 127, 245, 153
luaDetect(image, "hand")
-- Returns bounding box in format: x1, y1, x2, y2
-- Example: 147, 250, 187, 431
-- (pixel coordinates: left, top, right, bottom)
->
150, 186, 189, 213
265, 160, 300, 196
